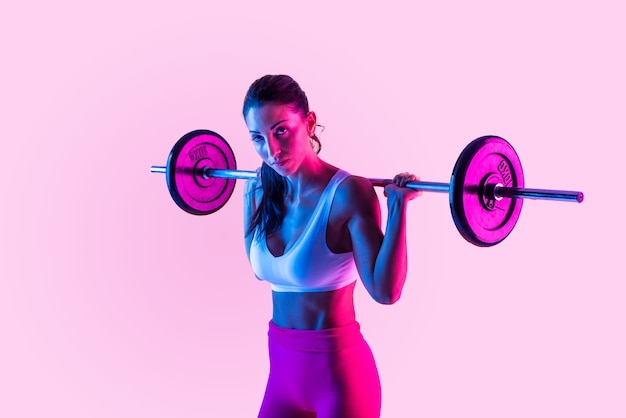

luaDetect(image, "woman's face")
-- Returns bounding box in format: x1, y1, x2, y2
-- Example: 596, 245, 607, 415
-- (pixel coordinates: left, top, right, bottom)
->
245, 103, 316, 177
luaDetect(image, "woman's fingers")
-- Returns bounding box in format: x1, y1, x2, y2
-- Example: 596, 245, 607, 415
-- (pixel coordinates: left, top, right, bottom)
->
384, 173, 423, 200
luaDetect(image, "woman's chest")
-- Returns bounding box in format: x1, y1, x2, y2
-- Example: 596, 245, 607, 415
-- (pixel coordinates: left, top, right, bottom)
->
266, 196, 350, 256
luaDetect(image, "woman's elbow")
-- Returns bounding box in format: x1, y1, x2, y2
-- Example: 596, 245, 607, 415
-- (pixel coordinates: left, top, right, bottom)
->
372, 289, 402, 305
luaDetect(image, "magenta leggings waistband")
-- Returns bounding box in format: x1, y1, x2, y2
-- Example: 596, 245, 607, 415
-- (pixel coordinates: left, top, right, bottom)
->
267, 320, 365, 352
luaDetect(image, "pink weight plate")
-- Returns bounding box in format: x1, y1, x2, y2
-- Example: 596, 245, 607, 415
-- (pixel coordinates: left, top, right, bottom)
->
450, 136, 524, 247
166, 130, 237, 215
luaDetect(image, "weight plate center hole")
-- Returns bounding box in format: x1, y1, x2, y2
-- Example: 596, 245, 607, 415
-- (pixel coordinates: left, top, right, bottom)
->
195, 159, 217, 188
479, 173, 503, 210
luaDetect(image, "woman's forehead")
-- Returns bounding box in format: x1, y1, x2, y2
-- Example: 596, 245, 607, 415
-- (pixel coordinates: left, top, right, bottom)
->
245, 103, 302, 128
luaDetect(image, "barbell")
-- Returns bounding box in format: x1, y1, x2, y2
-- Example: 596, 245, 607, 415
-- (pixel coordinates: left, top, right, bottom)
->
150, 129, 583, 247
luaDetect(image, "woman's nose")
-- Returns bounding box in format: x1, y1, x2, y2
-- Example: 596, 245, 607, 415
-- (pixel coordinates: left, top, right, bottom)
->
266, 136, 281, 161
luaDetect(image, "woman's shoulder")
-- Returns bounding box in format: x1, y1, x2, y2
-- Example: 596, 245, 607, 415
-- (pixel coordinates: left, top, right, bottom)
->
243, 170, 263, 204
338, 173, 373, 192
335, 173, 378, 212
244, 171, 262, 189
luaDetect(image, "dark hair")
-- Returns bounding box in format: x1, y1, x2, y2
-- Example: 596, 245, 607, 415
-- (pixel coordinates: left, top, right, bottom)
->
243, 74, 321, 240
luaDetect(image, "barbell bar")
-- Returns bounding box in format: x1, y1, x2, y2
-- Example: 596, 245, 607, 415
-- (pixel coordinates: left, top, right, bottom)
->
150, 129, 584, 247
149, 166, 582, 203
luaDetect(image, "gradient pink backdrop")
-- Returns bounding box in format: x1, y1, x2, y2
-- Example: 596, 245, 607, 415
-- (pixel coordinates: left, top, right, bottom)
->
2, 1, 623, 417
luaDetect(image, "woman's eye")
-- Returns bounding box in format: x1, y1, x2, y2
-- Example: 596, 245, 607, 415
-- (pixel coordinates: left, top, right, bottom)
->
275, 127, 287, 135
251, 135, 264, 143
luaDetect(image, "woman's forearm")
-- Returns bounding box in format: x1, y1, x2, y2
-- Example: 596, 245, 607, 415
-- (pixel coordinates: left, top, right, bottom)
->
371, 197, 410, 304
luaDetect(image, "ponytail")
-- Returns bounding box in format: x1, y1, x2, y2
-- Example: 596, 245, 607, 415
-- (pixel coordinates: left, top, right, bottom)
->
246, 163, 287, 239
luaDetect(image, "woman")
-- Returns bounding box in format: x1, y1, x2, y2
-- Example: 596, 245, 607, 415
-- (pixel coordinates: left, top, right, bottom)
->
243, 74, 420, 418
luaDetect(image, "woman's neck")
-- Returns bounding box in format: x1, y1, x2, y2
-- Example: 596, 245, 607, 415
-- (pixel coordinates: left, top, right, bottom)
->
283, 157, 336, 202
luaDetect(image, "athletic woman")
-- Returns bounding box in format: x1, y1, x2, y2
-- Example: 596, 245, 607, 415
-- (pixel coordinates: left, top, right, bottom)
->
243, 74, 420, 418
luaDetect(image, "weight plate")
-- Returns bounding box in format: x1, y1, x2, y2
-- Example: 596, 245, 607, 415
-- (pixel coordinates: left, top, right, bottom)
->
166, 130, 237, 215
450, 136, 524, 246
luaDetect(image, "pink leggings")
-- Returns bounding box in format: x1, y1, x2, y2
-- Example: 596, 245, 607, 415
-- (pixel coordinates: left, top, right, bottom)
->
258, 321, 382, 418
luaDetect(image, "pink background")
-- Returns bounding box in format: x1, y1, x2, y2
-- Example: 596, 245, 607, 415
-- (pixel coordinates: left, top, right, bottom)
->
2, 1, 624, 416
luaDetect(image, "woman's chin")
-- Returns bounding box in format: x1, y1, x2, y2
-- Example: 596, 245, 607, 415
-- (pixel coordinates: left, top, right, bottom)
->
271, 160, 292, 176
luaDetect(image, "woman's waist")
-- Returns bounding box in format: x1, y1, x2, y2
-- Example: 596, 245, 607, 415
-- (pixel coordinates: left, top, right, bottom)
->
271, 282, 356, 330
267, 319, 364, 352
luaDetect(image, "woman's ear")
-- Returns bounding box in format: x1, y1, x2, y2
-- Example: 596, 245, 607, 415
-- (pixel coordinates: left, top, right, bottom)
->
306, 111, 317, 136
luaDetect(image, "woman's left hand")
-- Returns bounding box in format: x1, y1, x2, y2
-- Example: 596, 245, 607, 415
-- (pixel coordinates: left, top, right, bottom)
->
383, 172, 422, 202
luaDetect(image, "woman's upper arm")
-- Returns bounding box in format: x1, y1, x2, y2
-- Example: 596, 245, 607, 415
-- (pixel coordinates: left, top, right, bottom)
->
340, 177, 384, 293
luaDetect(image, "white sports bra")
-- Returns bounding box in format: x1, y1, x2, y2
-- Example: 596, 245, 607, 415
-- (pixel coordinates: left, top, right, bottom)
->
248, 170, 358, 292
